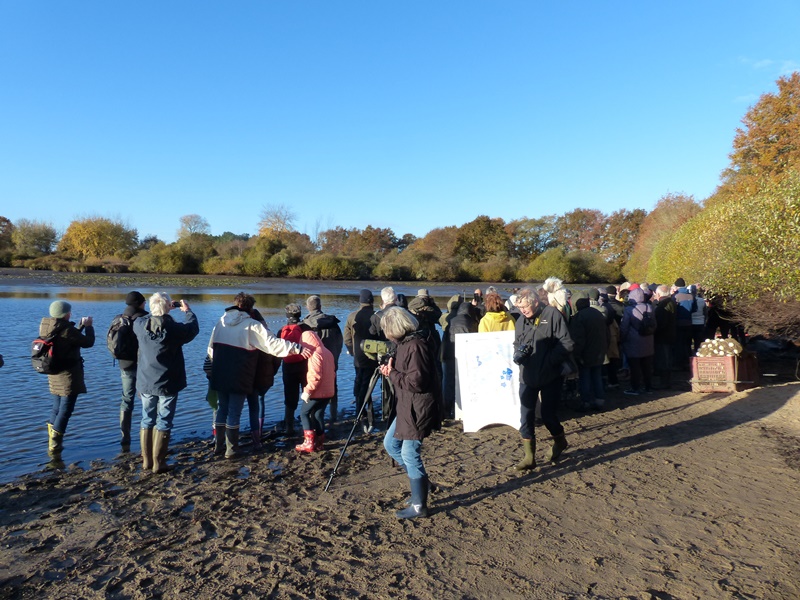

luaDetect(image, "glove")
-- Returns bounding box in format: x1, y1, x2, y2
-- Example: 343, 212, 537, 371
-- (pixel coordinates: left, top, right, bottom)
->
301, 392, 310, 403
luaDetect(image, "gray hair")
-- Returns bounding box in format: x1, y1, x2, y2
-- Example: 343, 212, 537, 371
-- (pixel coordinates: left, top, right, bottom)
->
306, 295, 322, 312
514, 287, 539, 309
149, 292, 172, 316
656, 284, 670, 297
380, 306, 418, 341
484, 285, 497, 295
381, 286, 397, 306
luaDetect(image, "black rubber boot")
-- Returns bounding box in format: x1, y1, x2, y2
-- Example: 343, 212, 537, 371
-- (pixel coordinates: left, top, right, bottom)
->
120, 410, 133, 452
396, 477, 429, 519
214, 424, 226, 456
225, 427, 241, 459
548, 433, 569, 463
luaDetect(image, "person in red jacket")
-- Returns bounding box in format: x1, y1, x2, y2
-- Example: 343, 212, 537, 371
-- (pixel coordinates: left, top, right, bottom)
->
295, 330, 336, 453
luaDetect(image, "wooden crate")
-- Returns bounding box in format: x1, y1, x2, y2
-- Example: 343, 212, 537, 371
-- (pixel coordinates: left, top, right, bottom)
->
690, 354, 759, 393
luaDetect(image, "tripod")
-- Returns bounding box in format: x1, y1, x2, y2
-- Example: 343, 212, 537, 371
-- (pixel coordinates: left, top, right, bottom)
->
324, 364, 394, 492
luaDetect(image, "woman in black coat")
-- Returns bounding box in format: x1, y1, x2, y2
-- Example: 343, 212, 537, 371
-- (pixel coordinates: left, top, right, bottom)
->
379, 307, 440, 519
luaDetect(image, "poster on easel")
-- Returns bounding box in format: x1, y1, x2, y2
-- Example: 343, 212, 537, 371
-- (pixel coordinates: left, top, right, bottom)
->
454, 331, 520, 433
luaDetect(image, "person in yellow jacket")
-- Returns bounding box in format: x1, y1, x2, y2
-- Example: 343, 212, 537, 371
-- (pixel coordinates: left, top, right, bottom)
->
478, 292, 515, 332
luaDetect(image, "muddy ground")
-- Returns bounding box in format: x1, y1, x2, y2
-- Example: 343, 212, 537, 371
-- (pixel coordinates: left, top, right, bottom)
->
1, 360, 799, 600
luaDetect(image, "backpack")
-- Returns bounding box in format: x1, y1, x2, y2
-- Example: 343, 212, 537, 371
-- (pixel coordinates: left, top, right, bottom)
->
31, 332, 63, 374
107, 314, 138, 361
635, 307, 657, 336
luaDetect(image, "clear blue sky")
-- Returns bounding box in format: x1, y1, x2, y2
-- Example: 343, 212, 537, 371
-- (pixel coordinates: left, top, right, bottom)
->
1, 2, 798, 244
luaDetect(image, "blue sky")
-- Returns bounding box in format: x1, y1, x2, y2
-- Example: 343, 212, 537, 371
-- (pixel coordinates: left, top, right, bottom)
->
1, 2, 798, 244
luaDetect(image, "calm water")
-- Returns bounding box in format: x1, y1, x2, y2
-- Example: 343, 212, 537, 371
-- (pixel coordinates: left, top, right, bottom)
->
0, 280, 476, 483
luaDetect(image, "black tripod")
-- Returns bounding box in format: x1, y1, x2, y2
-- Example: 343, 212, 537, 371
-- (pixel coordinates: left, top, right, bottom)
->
324, 364, 395, 492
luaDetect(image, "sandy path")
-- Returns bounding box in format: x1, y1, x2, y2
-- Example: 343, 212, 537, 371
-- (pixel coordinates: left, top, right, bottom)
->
1, 380, 798, 599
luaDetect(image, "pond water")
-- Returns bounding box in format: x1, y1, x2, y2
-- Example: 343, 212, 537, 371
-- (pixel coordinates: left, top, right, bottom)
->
0, 279, 478, 483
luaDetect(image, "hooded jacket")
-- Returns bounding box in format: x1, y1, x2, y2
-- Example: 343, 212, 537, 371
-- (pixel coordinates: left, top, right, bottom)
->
478, 310, 516, 333
303, 309, 344, 369
620, 288, 656, 359
344, 304, 377, 368
208, 307, 302, 395
301, 330, 336, 400
569, 299, 609, 368
134, 310, 199, 396
39, 317, 95, 396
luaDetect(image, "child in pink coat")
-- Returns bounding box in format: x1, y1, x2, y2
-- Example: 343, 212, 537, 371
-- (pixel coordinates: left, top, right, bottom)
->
295, 330, 336, 453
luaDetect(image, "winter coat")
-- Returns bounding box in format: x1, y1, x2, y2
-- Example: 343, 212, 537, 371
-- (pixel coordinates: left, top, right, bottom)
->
513, 305, 574, 389
441, 302, 479, 361
302, 310, 344, 370
674, 287, 695, 327
654, 296, 677, 345
620, 288, 655, 359
208, 307, 302, 395
39, 317, 95, 396
390, 334, 441, 441
408, 296, 443, 333
478, 310, 516, 333
301, 331, 336, 400
439, 295, 463, 361
344, 304, 378, 368
134, 310, 199, 396
569, 302, 609, 368
116, 305, 149, 371
278, 322, 308, 364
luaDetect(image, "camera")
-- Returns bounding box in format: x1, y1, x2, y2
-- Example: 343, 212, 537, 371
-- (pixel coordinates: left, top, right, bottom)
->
360, 339, 396, 364
513, 343, 532, 365
171, 301, 181, 308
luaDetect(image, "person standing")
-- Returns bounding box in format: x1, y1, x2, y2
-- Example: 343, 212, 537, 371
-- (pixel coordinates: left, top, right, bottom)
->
379, 307, 441, 519
478, 292, 515, 332
108, 291, 148, 453
278, 304, 309, 436
208, 293, 309, 458
134, 293, 199, 473
40, 300, 95, 455
295, 330, 336, 453
621, 287, 657, 395
569, 293, 609, 411
512, 287, 574, 471
653, 285, 677, 389
302, 295, 343, 422
343, 289, 378, 429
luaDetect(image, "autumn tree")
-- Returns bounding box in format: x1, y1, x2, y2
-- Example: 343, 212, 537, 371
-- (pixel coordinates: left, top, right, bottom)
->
553, 209, 606, 253
177, 214, 211, 239
453, 216, 510, 261
719, 72, 800, 200
12, 219, 59, 256
600, 208, 647, 272
505, 216, 558, 260
258, 204, 296, 237
623, 193, 701, 282
58, 217, 139, 259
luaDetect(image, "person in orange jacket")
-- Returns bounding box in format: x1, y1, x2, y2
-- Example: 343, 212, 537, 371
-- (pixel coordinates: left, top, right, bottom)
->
295, 330, 336, 453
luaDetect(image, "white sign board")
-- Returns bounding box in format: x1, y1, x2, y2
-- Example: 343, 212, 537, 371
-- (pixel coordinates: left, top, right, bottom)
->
454, 331, 520, 433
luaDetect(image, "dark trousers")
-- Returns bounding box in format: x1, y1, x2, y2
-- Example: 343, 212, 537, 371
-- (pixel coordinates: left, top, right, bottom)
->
300, 399, 329, 434
674, 326, 693, 369
282, 361, 307, 411
653, 343, 672, 388
519, 378, 564, 440
628, 355, 654, 391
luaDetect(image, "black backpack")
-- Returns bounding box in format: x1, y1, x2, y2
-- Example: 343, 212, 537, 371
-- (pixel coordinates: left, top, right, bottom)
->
635, 307, 657, 336
107, 314, 138, 361
31, 332, 63, 374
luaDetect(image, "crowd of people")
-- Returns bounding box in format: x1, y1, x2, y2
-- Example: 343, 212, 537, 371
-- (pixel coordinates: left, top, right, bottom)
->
36, 278, 741, 519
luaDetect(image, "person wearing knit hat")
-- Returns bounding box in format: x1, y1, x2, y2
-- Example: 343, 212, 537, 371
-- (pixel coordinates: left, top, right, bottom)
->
41, 300, 95, 456
110, 291, 149, 452
344, 289, 379, 433
278, 303, 307, 436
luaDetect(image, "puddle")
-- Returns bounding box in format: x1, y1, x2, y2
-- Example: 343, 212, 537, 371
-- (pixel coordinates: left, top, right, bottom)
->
237, 466, 250, 480
88, 502, 103, 513
267, 462, 284, 476
181, 502, 195, 514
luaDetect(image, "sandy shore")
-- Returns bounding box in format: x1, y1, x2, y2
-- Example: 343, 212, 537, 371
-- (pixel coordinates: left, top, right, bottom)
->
1, 367, 799, 599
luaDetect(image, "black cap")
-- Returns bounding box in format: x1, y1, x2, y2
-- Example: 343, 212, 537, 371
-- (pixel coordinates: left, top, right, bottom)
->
359, 289, 374, 304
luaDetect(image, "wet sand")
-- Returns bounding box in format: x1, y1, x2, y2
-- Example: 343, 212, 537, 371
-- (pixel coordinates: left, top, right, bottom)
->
1, 363, 799, 600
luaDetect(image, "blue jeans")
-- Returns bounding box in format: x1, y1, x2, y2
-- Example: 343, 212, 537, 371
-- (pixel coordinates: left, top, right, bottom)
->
140, 393, 178, 431
579, 365, 605, 407
300, 398, 329, 434
120, 368, 137, 413
383, 417, 426, 479
50, 394, 78, 434
216, 391, 247, 429
247, 392, 261, 433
